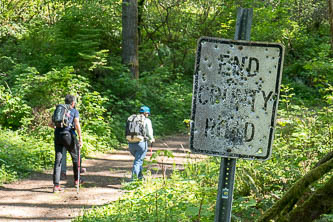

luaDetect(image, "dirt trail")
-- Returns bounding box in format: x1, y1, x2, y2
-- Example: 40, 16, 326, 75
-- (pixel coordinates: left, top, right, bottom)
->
0, 135, 204, 222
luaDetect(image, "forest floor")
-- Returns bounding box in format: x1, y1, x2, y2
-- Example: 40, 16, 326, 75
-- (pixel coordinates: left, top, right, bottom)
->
0, 134, 205, 222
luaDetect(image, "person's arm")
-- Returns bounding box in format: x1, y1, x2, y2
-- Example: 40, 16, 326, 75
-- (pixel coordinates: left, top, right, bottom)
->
74, 117, 83, 148
145, 118, 155, 143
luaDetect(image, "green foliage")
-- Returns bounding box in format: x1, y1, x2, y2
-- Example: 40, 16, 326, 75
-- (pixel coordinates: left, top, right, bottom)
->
10, 66, 89, 107
0, 85, 32, 129
80, 91, 119, 150
282, 26, 332, 103
74, 175, 215, 222
316, 214, 333, 222
139, 0, 235, 75
138, 67, 193, 134
323, 84, 333, 105
0, 128, 53, 184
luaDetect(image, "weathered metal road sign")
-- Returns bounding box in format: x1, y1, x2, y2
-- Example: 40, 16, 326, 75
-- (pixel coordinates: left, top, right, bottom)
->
190, 37, 284, 160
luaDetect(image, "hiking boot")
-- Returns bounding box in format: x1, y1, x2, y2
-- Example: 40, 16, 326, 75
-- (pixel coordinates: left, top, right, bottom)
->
80, 168, 86, 174
53, 185, 64, 193
60, 172, 67, 180
74, 179, 84, 187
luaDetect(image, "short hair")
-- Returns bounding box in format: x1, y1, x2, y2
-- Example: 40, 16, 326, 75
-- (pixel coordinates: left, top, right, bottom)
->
65, 95, 76, 105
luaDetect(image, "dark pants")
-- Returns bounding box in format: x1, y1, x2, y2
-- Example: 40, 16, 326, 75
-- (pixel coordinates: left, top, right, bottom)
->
61, 147, 83, 174
53, 130, 79, 186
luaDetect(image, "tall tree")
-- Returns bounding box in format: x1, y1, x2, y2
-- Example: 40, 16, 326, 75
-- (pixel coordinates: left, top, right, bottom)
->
329, 0, 333, 54
138, 0, 145, 45
122, 0, 139, 79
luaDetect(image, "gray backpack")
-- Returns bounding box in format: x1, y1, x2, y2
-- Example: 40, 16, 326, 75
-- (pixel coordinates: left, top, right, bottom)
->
125, 114, 146, 143
52, 104, 71, 128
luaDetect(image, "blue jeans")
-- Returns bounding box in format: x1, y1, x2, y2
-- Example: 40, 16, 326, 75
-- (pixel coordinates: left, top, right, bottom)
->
129, 141, 147, 180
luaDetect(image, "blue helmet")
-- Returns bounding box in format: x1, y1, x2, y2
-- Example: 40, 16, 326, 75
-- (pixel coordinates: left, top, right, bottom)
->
139, 106, 150, 114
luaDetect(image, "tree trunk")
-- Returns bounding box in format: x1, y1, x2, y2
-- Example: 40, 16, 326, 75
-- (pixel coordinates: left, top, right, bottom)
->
287, 175, 333, 221
329, 0, 333, 54
122, 0, 139, 79
258, 157, 333, 222
138, 0, 145, 45
315, 150, 333, 168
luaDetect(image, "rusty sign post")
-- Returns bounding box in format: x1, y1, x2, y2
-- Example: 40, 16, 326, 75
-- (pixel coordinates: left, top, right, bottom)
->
190, 8, 284, 222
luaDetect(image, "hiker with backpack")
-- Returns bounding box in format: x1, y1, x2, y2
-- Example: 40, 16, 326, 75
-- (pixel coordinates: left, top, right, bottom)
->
50, 95, 84, 193
126, 106, 155, 180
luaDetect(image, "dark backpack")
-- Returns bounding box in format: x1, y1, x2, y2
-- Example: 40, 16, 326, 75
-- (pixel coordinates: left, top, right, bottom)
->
125, 114, 146, 143
52, 104, 71, 128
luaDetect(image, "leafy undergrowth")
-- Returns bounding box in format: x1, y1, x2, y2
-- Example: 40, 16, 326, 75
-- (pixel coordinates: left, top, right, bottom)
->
0, 129, 53, 183
74, 170, 217, 222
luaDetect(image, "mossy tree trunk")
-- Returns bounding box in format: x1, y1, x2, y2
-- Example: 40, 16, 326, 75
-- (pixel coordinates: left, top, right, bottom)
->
287, 175, 333, 221
258, 156, 333, 222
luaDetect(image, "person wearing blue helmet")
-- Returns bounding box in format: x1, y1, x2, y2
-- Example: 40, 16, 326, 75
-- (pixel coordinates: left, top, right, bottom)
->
127, 105, 155, 180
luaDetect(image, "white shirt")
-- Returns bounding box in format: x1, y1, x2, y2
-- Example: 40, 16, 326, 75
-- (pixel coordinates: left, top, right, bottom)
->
144, 118, 154, 142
